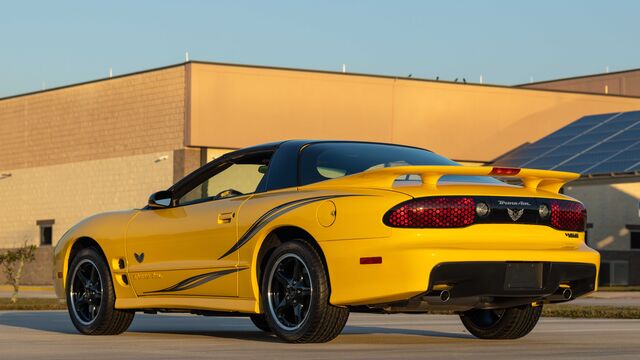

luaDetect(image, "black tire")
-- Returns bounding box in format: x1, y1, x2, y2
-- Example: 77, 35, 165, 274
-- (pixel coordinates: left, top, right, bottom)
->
459, 304, 542, 339
66, 247, 135, 335
260, 240, 349, 343
249, 314, 272, 332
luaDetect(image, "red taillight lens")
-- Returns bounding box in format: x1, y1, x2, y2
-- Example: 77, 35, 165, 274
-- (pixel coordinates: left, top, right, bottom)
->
549, 200, 586, 231
489, 167, 521, 176
385, 197, 475, 228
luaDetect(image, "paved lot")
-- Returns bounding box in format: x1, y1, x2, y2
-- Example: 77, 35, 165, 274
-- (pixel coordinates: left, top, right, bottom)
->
7, 287, 640, 305
1, 311, 639, 359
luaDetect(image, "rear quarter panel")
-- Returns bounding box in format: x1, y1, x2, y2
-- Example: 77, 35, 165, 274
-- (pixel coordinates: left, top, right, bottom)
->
236, 187, 412, 306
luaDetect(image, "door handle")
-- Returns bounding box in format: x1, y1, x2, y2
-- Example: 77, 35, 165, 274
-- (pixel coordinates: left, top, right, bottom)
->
218, 212, 235, 223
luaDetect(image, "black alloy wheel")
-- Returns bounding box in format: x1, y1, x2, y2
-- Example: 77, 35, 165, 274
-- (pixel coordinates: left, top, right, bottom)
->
267, 253, 313, 331
69, 259, 104, 325
260, 240, 349, 343
66, 247, 134, 335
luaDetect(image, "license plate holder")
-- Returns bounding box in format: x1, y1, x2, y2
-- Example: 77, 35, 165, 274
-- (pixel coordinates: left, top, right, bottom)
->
504, 263, 543, 290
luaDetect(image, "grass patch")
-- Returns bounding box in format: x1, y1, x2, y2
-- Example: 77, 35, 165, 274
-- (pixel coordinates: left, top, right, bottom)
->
542, 304, 640, 319
0, 298, 66, 311
598, 286, 640, 292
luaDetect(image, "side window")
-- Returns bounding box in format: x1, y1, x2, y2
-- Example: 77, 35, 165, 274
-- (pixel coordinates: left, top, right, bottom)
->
178, 152, 271, 206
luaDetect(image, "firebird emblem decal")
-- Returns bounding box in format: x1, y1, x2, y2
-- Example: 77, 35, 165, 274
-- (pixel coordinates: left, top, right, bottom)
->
507, 208, 524, 221
134, 252, 145, 263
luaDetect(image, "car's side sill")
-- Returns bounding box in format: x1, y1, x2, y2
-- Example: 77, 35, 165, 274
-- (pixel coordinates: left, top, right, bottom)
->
115, 296, 258, 313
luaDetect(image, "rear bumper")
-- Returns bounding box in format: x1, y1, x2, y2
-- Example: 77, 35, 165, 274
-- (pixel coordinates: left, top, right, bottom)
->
374, 261, 596, 312
428, 261, 595, 299
321, 225, 600, 306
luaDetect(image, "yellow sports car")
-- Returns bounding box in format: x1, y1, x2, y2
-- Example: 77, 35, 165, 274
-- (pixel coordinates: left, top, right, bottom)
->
53, 140, 599, 343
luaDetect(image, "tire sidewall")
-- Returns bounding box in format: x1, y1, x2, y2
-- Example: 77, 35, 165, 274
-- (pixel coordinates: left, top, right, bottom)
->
260, 240, 328, 342
460, 305, 542, 339
66, 247, 116, 334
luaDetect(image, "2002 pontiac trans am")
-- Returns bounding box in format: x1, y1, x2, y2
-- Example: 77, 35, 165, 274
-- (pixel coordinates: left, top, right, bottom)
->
53, 140, 599, 343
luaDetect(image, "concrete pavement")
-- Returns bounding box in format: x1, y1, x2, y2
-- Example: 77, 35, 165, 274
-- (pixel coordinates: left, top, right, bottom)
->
1, 311, 639, 359
5, 286, 640, 306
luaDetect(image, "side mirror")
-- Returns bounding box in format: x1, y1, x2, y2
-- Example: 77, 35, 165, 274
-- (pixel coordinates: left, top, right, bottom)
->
148, 190, 172, 209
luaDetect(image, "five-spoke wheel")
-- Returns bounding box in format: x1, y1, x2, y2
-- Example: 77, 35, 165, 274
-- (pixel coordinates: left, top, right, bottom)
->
66, 247, 134, 335
267, 253, 313, 330
69, 259, 104, 325
260, 240, 349, 343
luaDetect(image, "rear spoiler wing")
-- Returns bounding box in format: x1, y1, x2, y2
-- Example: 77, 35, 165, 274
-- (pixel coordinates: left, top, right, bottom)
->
310, 166, 579, 194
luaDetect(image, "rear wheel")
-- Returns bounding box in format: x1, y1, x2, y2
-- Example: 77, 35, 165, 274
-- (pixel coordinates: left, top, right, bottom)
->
260, 240, 349, 343
66, 247, 134, 335
249, 314, 271, 332
459, 304, 542, 339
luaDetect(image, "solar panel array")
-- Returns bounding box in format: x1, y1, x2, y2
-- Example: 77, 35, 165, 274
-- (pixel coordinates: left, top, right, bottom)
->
494, 111, 640, 175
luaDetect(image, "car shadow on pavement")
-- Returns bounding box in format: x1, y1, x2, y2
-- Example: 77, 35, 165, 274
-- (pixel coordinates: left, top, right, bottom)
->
344, 325, 473, 340
0, 312, 471, 343
0, 311, 77, 334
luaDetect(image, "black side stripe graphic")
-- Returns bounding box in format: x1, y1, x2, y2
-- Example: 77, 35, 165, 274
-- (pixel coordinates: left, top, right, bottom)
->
144, 268, 247, 294
217, 194, 361, 260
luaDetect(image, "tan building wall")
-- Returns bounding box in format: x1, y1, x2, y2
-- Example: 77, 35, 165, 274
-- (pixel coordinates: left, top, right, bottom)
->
522, 69, 640, 97
0, 66, 186, 171
187, 62, 640, 162
565, 180, 640, 251
0, 151, 174, 249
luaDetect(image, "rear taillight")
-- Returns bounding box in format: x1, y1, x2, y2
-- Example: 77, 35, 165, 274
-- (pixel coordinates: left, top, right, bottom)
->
384, 197, 475, 228
549, 200, 586, 232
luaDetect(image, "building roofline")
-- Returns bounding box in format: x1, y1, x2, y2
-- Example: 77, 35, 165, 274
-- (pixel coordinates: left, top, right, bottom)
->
0, 62, 187, 101
516, 67, 640, 87
3, 60, 640, 102
190, 60, 640, 100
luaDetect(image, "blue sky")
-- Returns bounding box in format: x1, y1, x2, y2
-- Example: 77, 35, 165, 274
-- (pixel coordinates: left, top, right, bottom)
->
1, 0, 638, 97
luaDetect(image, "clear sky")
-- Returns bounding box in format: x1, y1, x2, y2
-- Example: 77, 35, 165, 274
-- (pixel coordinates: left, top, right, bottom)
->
1, 0, 639, 98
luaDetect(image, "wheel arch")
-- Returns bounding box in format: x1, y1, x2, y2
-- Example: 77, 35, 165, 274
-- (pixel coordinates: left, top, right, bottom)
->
66, 237, 110, 285
256, 226, 332, 292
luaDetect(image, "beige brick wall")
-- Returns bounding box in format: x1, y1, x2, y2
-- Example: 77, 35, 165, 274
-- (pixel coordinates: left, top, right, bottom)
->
0, 151, 174, 251
566, 180, 640, 250
0, 66, 186, 171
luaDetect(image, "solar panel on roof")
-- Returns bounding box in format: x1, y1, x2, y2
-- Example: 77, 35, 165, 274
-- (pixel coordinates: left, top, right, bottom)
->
493, 110, 640, 176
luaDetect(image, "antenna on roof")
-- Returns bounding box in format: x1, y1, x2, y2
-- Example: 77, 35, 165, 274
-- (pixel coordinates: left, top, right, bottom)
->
342, 64, 346, 73
605, 65, 610, 73
185, 51, 190, 62
530, 76, 534, 83
479, 74, 483, 84
109, 67, 113, 78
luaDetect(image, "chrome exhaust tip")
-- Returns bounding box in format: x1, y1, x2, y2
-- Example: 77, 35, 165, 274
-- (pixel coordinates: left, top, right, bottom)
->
440, 289, 451, 302
562, 288, 572, 300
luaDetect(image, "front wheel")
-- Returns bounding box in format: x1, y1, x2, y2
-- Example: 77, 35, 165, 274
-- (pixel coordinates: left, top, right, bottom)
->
66, 247, 134, 335
260, 240, 349, 343
459, 304, 542, 339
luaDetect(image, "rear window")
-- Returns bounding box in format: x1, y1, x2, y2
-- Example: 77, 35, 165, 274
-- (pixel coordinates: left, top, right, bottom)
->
299, 142, 503, 186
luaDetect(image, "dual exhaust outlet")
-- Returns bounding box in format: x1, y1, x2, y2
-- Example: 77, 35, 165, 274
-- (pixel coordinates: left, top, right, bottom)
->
432, 287, 572, 303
